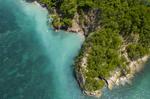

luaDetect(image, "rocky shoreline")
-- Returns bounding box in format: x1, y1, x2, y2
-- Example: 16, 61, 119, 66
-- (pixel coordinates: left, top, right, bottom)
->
26, 0, 150, 98
76, 55, 149, 97
75, 38, 149, 97
107, 56, 149, 90
29, 1, 85, 38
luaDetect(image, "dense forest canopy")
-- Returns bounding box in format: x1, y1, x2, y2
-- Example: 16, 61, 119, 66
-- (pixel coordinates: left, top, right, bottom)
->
38, 0, 150, 92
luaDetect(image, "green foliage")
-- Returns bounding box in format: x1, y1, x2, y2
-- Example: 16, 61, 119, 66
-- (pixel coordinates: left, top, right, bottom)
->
60, 0, 77, 18
75, 0, 150, 91
62, 18, 72, 27
139, 7, 150, 48
39, 0, 54, 10
51, 14, 62, 29
127, 44, 149, 60
86, 29, 123, 77
84, 77, 105, 91
39, 0, 150, 91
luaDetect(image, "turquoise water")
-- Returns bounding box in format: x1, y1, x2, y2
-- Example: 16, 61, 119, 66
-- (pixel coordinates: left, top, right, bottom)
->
101, 61, 150, 99
0, 0, 150, 99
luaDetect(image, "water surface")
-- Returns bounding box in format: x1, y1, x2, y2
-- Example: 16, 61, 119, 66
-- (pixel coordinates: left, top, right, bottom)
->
0, 0, 150, 99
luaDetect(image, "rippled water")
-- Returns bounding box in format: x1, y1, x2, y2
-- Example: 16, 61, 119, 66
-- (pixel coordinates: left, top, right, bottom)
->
0, 0, 150, 99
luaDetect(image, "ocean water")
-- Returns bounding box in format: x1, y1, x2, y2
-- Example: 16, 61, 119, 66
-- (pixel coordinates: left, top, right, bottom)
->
101, 61, 150, 99
0, 0, 150, 99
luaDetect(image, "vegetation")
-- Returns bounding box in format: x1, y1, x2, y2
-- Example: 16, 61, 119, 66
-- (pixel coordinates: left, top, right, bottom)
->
76, 0, 150, 91
82, 29, 126, 91
39, 0, 76, 29
37, 0, 150, 92
127, 44, 149, 60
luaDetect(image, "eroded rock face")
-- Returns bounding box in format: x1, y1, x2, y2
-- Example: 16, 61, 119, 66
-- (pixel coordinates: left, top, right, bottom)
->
107, 56, 149, 90
78, 9, 101, 36
83, 90, 102, 97
76, 71, 85, 87
67, 20, 84, 35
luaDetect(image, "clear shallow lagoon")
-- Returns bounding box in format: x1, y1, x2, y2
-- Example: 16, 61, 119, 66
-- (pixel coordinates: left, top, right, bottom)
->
0, 0, 150, 99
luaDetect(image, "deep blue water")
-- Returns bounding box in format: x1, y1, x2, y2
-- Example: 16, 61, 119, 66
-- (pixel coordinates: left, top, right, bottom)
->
0, 0, 150, 99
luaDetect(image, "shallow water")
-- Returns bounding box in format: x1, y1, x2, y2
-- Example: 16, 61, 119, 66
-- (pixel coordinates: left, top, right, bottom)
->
0, 0, 150, 99
101, 60, 150, 99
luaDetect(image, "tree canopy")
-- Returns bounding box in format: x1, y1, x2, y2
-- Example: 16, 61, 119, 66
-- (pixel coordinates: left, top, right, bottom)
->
39, 0, 150, 91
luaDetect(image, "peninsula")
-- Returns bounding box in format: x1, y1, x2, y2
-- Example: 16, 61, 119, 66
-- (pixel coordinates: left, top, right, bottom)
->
27, 0, 150, 97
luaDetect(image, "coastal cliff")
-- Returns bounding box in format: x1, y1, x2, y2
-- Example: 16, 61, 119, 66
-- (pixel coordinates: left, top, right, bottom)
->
76, 54, 149, 97
26, 0, 150, 97
27, 0, 101, 37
